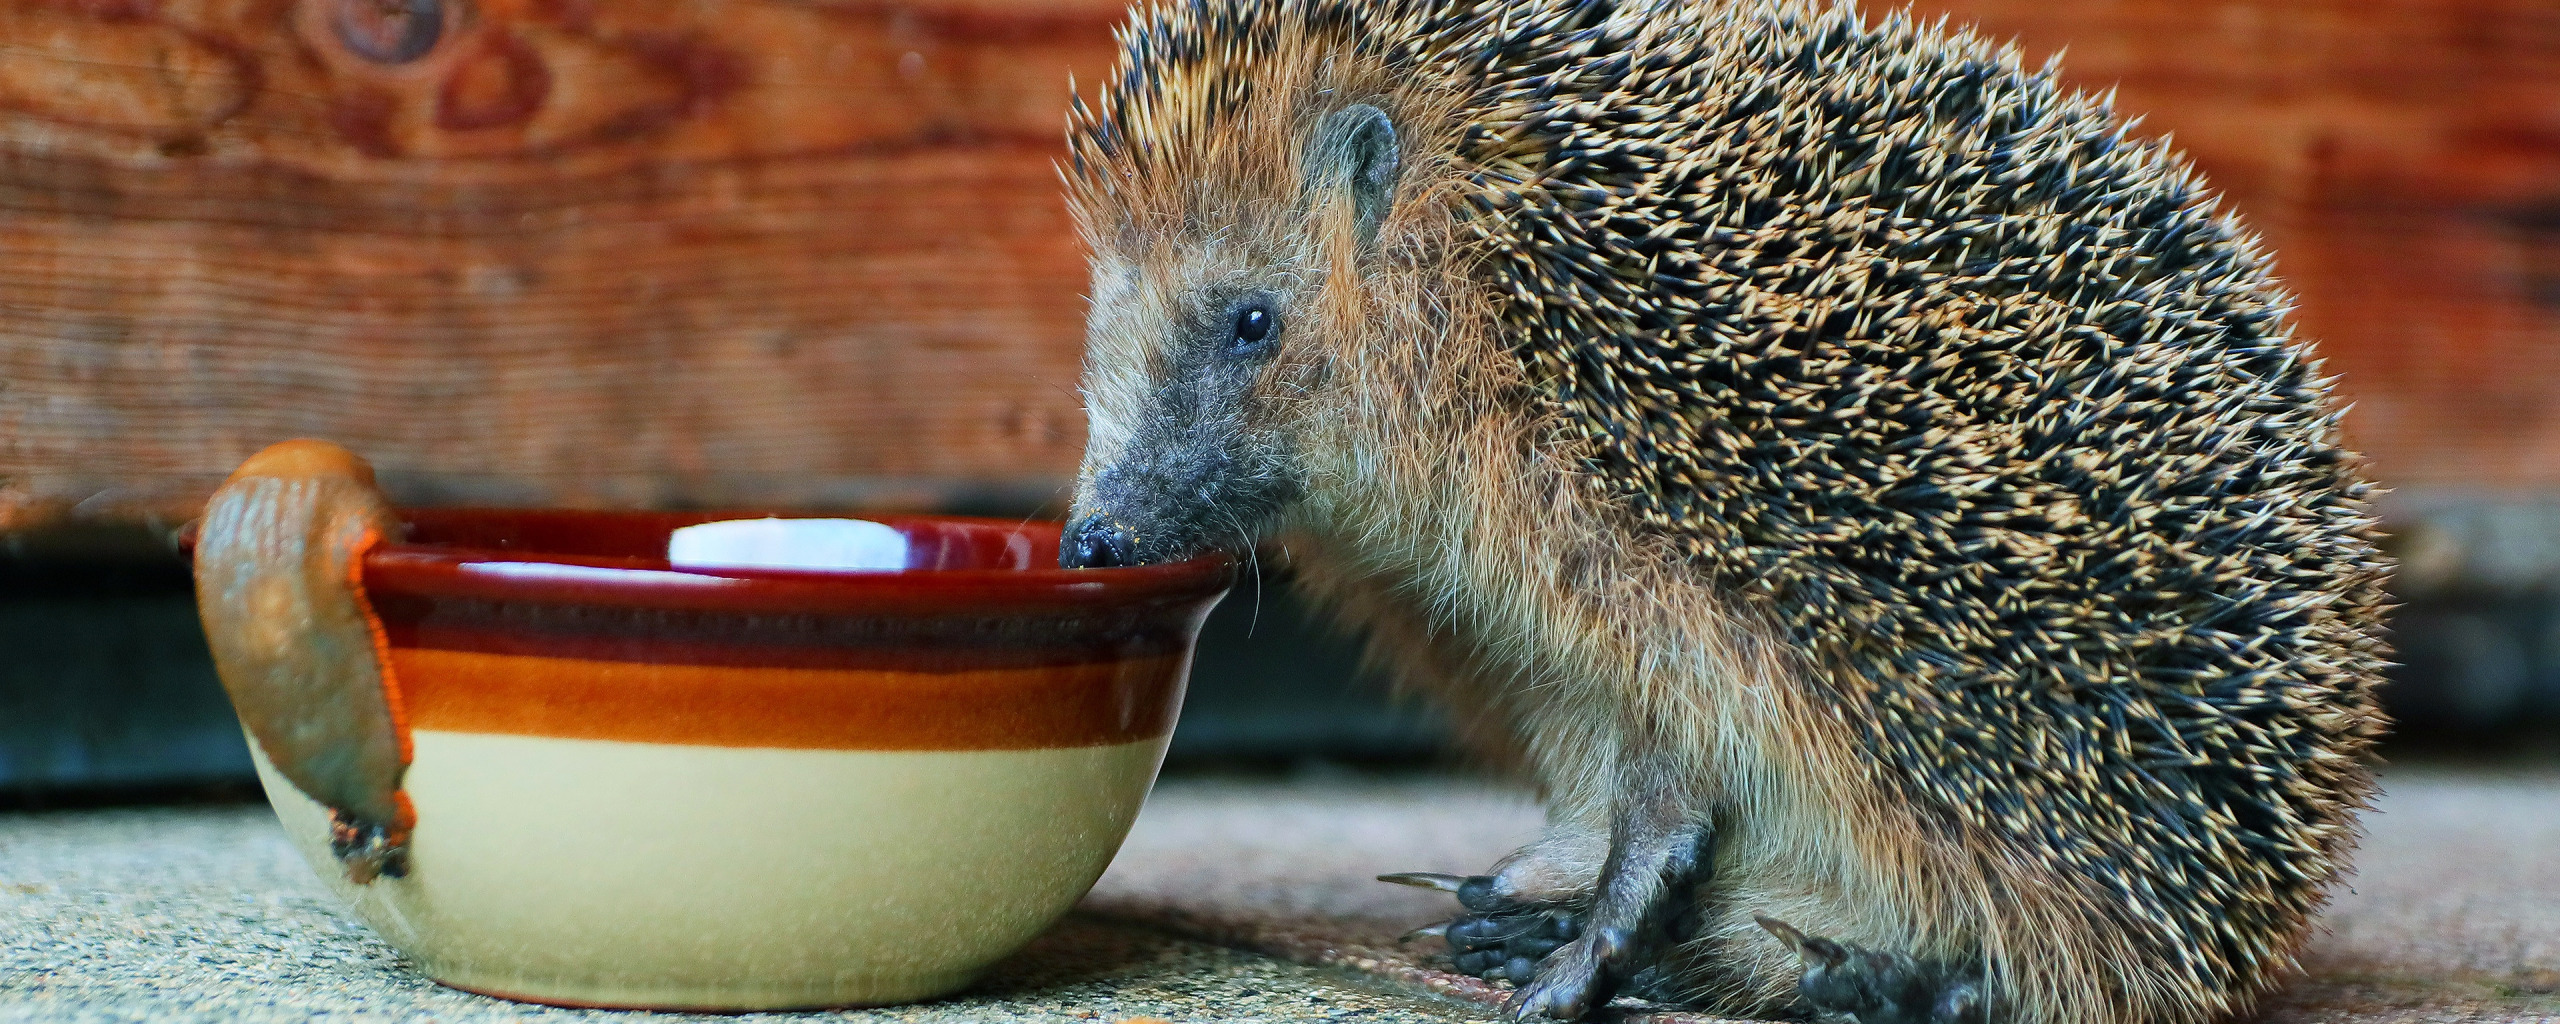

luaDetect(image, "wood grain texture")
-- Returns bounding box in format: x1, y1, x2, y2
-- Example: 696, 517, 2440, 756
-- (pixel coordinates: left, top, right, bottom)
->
0, 0, 1126, 531
0, 0, 2552, 539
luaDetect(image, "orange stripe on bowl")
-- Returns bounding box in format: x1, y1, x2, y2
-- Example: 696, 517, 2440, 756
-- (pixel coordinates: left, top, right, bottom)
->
388, 648, 1186, 751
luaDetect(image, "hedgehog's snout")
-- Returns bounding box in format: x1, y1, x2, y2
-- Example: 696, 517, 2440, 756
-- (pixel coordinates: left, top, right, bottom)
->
1061, 515, 1142, 569
1062, 455, 1226, 568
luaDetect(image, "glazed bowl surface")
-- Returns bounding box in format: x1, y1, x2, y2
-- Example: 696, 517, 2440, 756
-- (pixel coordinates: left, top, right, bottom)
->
242, 509, 1230, 1010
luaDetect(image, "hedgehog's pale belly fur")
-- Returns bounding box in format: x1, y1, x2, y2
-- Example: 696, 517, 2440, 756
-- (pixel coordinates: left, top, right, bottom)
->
1065, 1, 2393, 1021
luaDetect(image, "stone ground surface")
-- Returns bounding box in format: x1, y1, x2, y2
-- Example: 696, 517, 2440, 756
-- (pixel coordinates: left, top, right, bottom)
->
3, 766, 2556, 1023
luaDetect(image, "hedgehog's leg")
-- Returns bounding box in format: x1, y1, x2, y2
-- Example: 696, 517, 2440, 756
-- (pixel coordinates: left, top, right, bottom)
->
1503, 751, 1715, 1020
1755, 916, 1990, 1024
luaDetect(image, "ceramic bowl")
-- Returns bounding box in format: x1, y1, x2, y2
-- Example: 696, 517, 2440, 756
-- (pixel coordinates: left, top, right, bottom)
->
204, 499, 1230, 1010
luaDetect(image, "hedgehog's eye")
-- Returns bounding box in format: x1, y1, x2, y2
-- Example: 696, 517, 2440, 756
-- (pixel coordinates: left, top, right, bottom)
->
1228, 302, 1278, 357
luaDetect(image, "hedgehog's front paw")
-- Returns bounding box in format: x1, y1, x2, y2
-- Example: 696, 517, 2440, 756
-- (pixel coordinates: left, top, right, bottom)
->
1380, 872, 1584, 985
1757, 915, 1989, 1024
1450, 901, 1584, 987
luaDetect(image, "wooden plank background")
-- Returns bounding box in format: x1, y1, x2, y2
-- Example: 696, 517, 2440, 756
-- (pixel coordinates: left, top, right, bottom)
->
0, 0, 2553, 537
0, 0, 1127, 532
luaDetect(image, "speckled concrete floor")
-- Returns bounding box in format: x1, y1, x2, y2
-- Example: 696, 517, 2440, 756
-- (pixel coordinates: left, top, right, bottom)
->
1083, 767, 2560, 1024
0, 806, 1492, 1024
3, 768, 2555, 1023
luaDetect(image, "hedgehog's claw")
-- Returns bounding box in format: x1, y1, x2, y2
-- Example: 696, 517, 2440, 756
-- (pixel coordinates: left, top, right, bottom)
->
1377, 871, 1470, 894
1389, 817, 1713, 1020
1384, 872, 1585, 986
1758, 916, 1990, 1024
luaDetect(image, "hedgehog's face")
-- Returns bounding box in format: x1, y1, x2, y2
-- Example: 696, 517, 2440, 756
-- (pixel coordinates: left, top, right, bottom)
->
1060, 105, 1400, 568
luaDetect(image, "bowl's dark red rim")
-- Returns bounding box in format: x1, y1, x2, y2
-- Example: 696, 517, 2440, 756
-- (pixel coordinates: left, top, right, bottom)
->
358, 509, 1237, 616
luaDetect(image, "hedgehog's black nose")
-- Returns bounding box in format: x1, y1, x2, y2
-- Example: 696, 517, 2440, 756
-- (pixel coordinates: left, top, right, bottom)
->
1061, 516, 1140, 569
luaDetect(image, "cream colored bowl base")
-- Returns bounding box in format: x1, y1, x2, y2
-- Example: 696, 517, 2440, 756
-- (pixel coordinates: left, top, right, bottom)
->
252, 729, 1168, 1009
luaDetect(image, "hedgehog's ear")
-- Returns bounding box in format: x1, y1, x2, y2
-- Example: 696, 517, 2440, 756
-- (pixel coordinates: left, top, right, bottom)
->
1306, 103, 1400, 246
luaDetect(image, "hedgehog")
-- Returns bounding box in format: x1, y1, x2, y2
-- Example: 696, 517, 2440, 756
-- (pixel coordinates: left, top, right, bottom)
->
1051, 1, 2393, 1022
